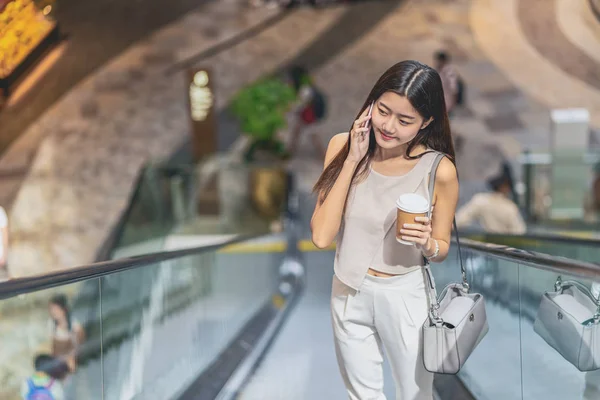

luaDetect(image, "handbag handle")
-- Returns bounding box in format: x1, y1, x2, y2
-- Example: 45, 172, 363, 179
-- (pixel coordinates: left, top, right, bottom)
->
555, 276, 600, 319
554, 275, 600, 304
555, 276, 598, 302
424, 153, 468, 321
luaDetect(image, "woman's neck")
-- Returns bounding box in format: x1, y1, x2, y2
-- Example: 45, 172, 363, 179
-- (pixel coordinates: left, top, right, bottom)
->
375, 144, 426, 161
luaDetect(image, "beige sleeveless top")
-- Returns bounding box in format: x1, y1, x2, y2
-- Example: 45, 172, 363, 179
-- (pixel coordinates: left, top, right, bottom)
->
334, 151, 441, 290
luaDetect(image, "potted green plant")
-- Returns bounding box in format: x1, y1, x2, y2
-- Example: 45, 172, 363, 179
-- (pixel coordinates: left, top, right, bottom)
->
231, 76, 296, 162
230, 77, 296, 219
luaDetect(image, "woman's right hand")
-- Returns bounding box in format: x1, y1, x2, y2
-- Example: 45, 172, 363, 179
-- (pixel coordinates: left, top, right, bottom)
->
347, 107, 372, 163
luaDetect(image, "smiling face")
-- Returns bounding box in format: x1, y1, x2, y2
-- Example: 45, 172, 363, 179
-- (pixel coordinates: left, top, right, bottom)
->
371, 91, 432, 151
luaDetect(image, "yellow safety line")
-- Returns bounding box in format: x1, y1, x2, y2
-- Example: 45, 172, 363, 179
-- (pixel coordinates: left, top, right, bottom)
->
218, 231, 596, 254
300, 240, 337, 252
553, 230, 597, 239
218, 239, 337, 254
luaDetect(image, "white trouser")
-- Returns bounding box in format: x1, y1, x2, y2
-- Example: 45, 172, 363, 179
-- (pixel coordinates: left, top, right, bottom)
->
331, 270, 433, 400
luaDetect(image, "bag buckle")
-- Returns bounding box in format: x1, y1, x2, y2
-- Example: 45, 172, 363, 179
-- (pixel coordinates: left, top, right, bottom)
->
461, 281, 470, 293
554, 276, 563, 292
461, 271, 470, 293
429, 310, 443, 325
430, 303, 442, 324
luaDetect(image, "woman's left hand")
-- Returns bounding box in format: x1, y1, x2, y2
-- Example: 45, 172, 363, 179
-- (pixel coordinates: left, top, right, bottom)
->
399, 216, 433, 253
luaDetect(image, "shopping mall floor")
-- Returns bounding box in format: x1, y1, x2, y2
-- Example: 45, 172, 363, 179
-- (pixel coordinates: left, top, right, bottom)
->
3, 0, 600, 236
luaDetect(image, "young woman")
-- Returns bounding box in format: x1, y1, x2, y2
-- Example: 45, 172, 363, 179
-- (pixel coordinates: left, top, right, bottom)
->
311, 60, 459, 399
48, 294, 85, 373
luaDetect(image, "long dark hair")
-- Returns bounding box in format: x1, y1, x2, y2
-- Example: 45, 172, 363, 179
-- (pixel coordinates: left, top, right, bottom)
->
488, 161, 517, 201
313, 60, 455, 201
50, 294, 72, 331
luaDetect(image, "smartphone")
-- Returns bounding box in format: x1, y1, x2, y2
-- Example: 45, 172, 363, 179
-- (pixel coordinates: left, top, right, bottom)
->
363, 102, 374, 129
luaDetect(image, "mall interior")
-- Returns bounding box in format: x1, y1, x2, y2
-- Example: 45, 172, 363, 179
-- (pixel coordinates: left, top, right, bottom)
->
1, 0, 600, 398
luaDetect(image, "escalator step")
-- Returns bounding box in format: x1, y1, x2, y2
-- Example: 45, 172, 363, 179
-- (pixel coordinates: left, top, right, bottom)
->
178, 303, 277, 399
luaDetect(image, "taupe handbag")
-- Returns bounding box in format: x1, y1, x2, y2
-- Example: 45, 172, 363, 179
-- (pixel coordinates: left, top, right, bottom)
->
534, 276, 600, 371
421, 153, 489, 374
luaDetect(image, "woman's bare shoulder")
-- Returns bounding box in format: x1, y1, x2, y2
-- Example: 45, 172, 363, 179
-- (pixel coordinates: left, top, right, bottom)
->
435, 156, 458, 185
329, 132, 349, 149
324, 133, 349, 166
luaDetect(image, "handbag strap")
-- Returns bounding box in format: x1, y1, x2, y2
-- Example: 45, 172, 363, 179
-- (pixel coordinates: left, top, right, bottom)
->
423, 152, 467, 320
454, 217, 467, 289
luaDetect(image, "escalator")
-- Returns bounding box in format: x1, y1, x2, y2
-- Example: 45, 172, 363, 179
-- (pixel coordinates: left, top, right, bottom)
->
237, 231, 600, 400
2, 230, 599, 399
0, 158, 295, 400
2, 158, 600, 400
0, 235, 299, 400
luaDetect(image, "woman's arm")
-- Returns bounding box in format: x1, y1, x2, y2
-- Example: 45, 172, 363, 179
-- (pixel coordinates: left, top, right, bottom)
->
310, 133, 355, 248
0, 226, 8, 267
427, 157, 459, 262
311, 108, 371, 248
72, 322, 85, 347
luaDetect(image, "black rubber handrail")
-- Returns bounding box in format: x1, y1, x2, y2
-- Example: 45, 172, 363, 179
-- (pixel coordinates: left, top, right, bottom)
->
454, 237, 600, 279
3, 230, 599, 301
0, 233, 265, 300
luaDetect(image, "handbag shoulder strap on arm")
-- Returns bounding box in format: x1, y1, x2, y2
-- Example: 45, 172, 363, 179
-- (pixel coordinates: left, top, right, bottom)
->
424, 152, 467, 301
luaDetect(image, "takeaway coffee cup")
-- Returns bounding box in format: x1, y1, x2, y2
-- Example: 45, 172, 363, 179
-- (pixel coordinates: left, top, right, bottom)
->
396, 193, 430, 245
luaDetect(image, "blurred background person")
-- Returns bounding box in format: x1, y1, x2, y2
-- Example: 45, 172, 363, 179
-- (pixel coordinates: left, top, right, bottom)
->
456, 162, 526, 234
48, 294, 85, 373
433, 50, 460, 116
0, 204, 8, 279
285, 65, 328, 159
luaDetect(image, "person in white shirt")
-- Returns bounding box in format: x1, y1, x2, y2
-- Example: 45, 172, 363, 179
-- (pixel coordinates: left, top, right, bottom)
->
456, 164, 527, 234
0, 206, 8, 278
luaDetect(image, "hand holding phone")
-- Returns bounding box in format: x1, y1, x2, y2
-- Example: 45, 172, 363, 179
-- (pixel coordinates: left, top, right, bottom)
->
363, 102, 374, 129
348, 102, 374, 163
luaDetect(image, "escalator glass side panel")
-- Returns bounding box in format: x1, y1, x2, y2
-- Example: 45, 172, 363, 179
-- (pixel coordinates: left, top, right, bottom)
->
0, 279, 103, 399
435, 245, 600, 399
100, 250, 282, 400
433, 247, 523, 399
0, 243, 283, 400
517, 262, 599, 399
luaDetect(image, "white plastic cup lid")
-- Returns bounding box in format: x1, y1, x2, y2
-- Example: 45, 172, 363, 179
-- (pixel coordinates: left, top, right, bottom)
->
396, 193, 429, 213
